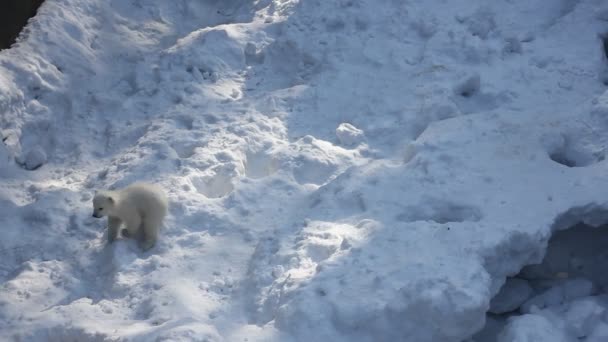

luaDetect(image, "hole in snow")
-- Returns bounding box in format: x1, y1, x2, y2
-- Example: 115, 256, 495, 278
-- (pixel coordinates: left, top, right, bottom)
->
0, 0, 45, 49
473, 206, 608, 341
549, 151, 578, 167
548, 135, 604, 167
454, 74, 481, 98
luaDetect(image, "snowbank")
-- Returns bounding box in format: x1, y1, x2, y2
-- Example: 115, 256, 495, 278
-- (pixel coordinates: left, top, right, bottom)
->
1, 0, 608, 341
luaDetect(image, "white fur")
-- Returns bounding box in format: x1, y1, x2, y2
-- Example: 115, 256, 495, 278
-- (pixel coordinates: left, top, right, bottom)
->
93, 182, 168, 250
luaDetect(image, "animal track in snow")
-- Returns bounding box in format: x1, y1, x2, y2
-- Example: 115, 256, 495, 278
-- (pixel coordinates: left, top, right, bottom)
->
170, 141, 203, 159
191, 164, 239, 198
292, 156, 337, 186
458, 8, 496, 40
296, 231, 342, 264
245, 151, 278, 179
172, 115, 194, 130
192, 173, 234, 199
452, 73, 510, 114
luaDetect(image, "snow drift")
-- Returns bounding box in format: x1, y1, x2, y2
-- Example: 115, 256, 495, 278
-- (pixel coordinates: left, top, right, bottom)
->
1, 0, 608, 341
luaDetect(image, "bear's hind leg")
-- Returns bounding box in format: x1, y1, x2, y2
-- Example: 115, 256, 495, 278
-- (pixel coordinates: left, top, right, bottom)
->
139, 221, 159, 251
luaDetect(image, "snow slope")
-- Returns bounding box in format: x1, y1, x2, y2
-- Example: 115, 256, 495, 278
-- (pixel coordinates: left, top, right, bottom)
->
1, 0, 608, 341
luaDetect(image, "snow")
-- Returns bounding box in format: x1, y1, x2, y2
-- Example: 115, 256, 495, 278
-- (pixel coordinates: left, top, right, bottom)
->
335, 123, 365, 147
497, 314, 572, 342
474, 222, 608, 341
497, 296, 608, 342
1, 0, 608, 341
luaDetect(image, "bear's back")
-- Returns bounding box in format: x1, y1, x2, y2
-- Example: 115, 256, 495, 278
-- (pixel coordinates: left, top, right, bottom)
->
122, 182, 168, 217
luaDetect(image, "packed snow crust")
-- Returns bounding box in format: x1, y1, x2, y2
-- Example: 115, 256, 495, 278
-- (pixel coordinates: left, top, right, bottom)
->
1, 0, 608, 341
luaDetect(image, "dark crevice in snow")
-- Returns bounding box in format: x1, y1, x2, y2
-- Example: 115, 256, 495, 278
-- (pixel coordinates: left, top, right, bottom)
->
0, 0, 45, 50
551, 204, 608, 230
395, 200, 482, 223
601, 33, 608, 86
472, 206, 608, 341
549, 151, 577, 167
601, 33, 608, 60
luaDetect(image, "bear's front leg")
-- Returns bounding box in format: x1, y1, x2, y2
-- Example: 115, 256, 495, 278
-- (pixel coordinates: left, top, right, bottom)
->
124, 216, 142, 240
107, 216, 122, 243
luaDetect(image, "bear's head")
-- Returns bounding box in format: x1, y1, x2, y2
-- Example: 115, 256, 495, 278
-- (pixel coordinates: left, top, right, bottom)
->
92, 191, 116, 218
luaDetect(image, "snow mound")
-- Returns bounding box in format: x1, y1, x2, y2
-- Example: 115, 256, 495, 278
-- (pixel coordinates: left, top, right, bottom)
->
19, 146, 47, 170
1, 0, 608, 341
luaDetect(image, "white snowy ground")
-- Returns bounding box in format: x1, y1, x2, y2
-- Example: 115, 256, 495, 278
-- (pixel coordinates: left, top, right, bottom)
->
1, 0, 608, 341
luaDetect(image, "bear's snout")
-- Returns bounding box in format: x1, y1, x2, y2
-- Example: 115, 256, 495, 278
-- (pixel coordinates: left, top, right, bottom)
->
92, 213, 100, 218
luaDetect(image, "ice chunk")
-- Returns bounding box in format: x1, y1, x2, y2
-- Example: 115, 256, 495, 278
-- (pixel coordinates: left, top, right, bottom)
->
490, 278, 533, 314
521, 278, 595, 313
335, 123, 364, 147
497, 314, 570, 342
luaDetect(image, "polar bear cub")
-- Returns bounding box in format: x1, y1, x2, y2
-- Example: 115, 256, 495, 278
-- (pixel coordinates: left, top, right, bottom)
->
92, 182, 168, 250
